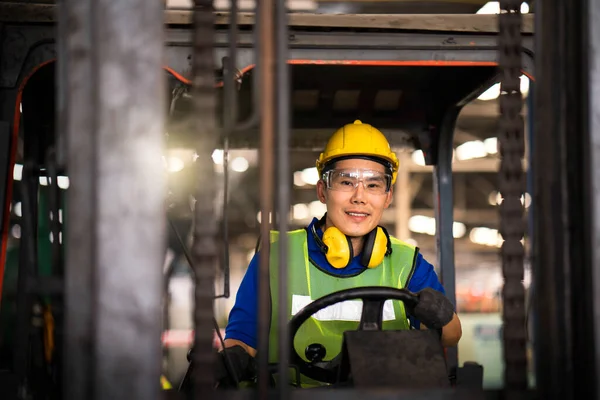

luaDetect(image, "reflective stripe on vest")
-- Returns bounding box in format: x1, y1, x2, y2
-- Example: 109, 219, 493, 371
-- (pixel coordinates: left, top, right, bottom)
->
267, 229, 417, 378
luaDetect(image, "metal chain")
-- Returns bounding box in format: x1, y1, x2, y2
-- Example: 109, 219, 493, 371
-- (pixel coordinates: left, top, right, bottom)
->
498, 0, 528, 390
190, 0, 219, 394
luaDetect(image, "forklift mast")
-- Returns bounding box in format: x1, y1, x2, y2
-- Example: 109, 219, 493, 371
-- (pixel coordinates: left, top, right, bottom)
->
0, 0, 599, 399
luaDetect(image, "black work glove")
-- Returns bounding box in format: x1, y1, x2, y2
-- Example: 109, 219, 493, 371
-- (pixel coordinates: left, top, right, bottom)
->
214, 345, 257, 388
405, 288, 455, 330
179, 345, 257, 392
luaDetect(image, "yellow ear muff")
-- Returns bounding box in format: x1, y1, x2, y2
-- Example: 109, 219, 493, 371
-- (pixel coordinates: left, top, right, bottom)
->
321, 226, 353, 269
361, 227, 391, 268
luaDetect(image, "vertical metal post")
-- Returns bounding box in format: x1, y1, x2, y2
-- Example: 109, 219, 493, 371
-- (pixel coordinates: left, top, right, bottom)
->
219, 0, 239, 301
63, 0, 94, 398
189, 0, 219, 395
531, 1, 574, 392
432, 109, 458, 375
588, 0, 600, 397
93, 0, 166, 397
258, 0, 276, 396
533, 0, 599, 397
64, 0, 166, 399
55, 0, 68, 168
276, 0, 291, 396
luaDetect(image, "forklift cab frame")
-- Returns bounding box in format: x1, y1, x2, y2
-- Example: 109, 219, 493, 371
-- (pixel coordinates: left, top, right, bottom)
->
0, 3, 543, 399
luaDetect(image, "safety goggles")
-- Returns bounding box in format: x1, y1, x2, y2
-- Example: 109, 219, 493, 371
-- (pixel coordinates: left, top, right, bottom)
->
323, 169, 392, 195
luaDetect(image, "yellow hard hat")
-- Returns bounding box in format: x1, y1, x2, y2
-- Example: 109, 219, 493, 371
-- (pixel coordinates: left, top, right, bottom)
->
316, 120, 399, 184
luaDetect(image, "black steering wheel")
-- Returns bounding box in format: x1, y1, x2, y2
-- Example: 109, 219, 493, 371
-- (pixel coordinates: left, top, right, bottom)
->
288, 286, 420, 385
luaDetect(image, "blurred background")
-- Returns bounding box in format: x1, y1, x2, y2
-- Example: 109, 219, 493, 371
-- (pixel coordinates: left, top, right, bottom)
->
1, 0, 534, 390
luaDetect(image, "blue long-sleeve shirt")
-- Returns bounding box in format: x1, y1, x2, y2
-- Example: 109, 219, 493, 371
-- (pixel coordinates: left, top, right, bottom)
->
225, 218, 446, 349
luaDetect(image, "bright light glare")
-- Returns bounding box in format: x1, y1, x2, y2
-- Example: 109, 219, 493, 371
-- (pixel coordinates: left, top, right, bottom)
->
57, 176, 70, 189
212, 149, 224, 165
453, 222, 467, 239
469, 227, 502, 247
411, 150, 426, 166
231, 156, 249, 172
476, 1, 529, 14
292, 203, 310, 220
166, 156, 185, 172
294, 171, 306, 187
455, 141, 487, 161
408, 215, 466, 239
13, 164, 23, 181
489, 191, 532, 208
301, 168, 320, 185
483, 137, 498, 154
408, 215, 436, 236
478, 76, 530, 100
13, 202, 22, 217
308, 201, 327, 217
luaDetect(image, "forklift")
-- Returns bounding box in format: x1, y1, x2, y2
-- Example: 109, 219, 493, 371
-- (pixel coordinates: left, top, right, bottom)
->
0, 0, 596, 399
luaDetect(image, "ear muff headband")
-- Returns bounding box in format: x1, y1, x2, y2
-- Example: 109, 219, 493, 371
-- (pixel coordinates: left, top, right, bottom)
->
311, 220, 392, 269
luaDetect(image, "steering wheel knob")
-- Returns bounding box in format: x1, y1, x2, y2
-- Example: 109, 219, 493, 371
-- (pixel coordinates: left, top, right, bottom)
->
305, 343, 326, 364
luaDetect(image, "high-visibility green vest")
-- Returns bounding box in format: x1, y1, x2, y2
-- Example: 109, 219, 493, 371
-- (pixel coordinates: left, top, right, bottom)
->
267, 229, 418, 386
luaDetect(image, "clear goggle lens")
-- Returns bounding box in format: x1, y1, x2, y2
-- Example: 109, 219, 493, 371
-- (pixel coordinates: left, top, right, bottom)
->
324, 169, 391, 194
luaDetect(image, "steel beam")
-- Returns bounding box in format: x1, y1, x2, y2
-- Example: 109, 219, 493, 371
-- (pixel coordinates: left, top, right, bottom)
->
64, 1, 165, 400
0, 23, 535, 94
1, 5, 536, 34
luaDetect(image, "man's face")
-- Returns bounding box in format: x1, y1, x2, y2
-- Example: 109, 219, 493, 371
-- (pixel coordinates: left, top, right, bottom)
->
316, 158, 393, 237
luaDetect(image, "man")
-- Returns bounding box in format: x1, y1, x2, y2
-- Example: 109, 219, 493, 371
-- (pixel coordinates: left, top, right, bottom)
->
183, 120, 461, 390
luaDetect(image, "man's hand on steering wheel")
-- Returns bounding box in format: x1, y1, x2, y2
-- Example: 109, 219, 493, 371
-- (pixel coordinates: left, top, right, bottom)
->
404, 288, 455, 330
180, 345, 257, 392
